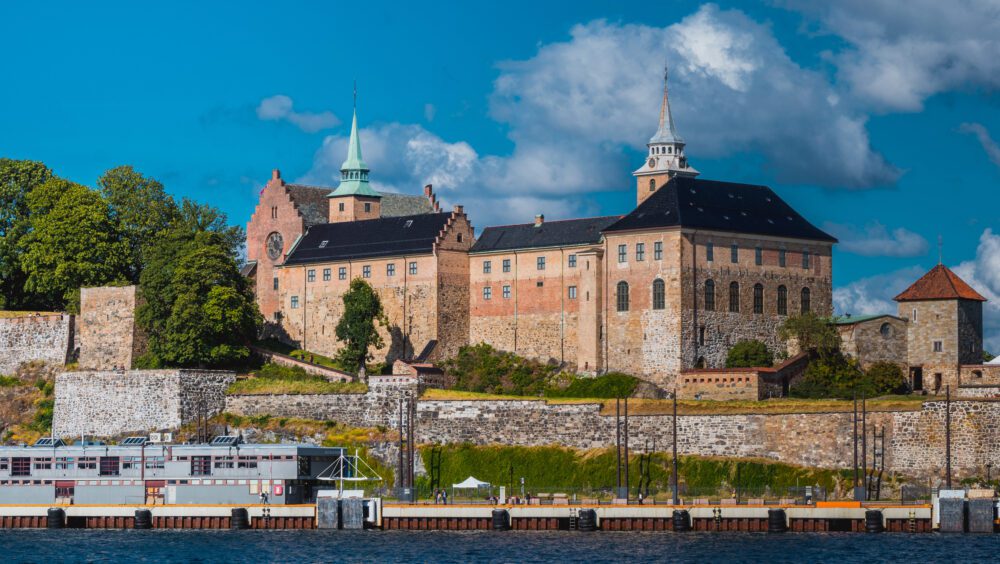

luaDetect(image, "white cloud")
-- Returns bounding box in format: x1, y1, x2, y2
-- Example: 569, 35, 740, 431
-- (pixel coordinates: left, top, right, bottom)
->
780, 0, 1000, 112
959, 122, 1000, 167
423, 103, 436, 122
256, 95, 340, 133
823, 222, 928, 257
834, 229, 1000, 353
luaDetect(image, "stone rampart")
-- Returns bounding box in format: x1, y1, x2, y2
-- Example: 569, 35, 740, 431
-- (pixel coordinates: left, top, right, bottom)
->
0, 314, 73, 375
225, 392, 1000, 480
53, 369, 235, 437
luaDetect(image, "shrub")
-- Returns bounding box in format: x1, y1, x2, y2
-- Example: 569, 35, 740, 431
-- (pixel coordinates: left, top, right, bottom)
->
443, 343, 559, 396
725, 340, 773, 368
790, 352, 863, 399
778, 313, 840, 355
545, 373, 640, 398
865, 362, 908, 395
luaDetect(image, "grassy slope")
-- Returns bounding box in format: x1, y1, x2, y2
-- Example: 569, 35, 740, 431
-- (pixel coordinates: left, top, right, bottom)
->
227, 378, 366, 395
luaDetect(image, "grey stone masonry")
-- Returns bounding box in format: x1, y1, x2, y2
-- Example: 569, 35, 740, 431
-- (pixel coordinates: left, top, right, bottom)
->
225, 391, 1000, 480
0, 314, 73, 375
53, 369, 235, 437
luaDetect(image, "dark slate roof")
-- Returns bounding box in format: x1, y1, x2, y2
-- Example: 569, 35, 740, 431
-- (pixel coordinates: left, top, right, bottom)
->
380, 192, 435, 217
603, 176, 837, 242
471, 216, 621, 253
286, 184, 332, 227
283, 212, 452, 265
239, 260, 257, 278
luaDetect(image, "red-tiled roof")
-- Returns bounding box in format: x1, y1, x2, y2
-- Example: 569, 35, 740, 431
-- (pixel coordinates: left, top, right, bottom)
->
894, 264, 987, 302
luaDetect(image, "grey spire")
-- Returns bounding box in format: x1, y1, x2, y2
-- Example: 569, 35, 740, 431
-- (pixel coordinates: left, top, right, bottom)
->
650, 66, 683, 144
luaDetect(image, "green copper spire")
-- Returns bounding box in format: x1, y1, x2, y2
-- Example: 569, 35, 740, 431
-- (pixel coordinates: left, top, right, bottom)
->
329, 96, 380, 198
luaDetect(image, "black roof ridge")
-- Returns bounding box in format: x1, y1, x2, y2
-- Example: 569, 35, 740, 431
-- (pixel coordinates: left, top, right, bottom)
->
480, 214, 623, 231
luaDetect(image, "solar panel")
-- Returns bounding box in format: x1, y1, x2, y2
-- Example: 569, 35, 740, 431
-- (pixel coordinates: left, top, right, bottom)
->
121, 436, 148, 446
33, 437, 65, 447
210, 435, 241, 446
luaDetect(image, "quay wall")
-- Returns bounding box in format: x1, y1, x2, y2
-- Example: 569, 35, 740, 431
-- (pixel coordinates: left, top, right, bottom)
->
225, 391, 1000, 479
53, 370, 236, 437
0, 314, 73, 375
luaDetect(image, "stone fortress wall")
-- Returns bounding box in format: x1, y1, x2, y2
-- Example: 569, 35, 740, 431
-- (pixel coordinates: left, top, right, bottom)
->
78, 285, 147, 370
223, 388, 1000, 480
53, 369, 235, 437
0, 314, 74, 375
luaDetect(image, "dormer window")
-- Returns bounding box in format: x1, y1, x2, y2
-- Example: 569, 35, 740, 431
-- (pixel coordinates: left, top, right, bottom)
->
668, 146, 673, 154
649, 179, 656, 192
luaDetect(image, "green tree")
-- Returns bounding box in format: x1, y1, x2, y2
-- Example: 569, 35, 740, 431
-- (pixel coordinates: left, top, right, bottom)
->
984, 350, 995, 363
20, 179, 127, 310
98, 165, 179, 283
778, 313, 840, 356
335, 278, 386, 373
865, 361, 908, 395
789, 352, 863, 399
725, 340, 774, 368
137, 205, 259, 368
0, 159, 52, 309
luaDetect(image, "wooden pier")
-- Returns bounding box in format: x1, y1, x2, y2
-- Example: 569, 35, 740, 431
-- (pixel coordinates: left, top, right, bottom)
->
0, 504, 316, 530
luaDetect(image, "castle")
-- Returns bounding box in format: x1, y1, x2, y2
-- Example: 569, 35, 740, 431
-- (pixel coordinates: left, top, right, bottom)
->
244, 72, 836, 388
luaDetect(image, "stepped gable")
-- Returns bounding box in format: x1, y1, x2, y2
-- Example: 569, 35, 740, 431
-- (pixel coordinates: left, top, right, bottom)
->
285, 184, 332, 227
894, 264, 987, 302
471, 216, 621, 252
604, 176, 837, 242
283, 212, 453, 265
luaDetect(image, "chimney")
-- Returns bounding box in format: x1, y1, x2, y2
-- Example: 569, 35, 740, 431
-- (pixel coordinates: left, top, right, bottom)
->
271, 169, 281, 180
453, 204, 464, 215
424, 184, 433, 196
535, 214, 544, 227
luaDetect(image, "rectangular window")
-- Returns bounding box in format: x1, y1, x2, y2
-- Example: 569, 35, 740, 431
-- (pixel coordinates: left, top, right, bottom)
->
338, 202, 345, 212
362, 265, 371, 278
323, 268, 331, 281
502, 259, 511, 273
387, 263, 395, 277
730, 244, 739, 263
11, 457, 30, 476
699, 327, 706, 346
237, 456, 258, 469
99, 457, 120, 476
33, 457, 52, 470
364, 202, 371, 213
706, 242, 714, 262
273, 277, 279, 291
145, 457, 165, 469
568, 286, 578, 299
191, 456, 211, 476
755, 247, 762, 266
307, 269, 316, 283
802, 251, 811, 269
933, 341, 943, 353
654, 241, 663, 260
213, 456, 235, 469
502, 285, 511, 299
568, 254, 577, 268
78, 457, 96, 470
483, 287, 492, 300
618, 244, 627, 263
409, 261, 417, 275
338, 267, 347, 280
537, 256, 546, 270
290, 296, 299, 309
778, 249, 786, 267
912, 308, 918, 322
483, 260, 492, 274
636, 243, 645, 261
55, 457, 73, 470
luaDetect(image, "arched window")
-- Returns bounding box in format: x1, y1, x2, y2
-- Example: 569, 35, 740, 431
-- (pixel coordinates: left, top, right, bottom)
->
800, 287, 811, 314
753, 283, 764, 314
777, 285, 787, 315
880, 322, 892, 339
649, 178, 656, 192
729, 282, 740, 313
652, 279, 665, 310
616, 281, 630, 312
704, 280, 715, 311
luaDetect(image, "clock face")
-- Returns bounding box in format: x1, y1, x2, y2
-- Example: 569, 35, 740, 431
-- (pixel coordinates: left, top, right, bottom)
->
648, 158, 656, 168
266, 232, 284, 261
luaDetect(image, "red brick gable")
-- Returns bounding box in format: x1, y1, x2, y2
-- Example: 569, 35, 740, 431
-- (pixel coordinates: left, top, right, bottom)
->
894, 264, 987, 302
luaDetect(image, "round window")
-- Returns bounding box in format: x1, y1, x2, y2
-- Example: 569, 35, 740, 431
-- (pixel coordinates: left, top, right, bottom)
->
879, 322, 892, 339
266, 232, 284, 260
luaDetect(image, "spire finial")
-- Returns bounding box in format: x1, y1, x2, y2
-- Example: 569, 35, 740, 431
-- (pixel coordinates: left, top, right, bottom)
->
938, 234, 943, 265
651, 64, 682, 144
353, 79, 357, 111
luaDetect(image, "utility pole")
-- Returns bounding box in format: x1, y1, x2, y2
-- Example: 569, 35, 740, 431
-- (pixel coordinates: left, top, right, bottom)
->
624, 397, 630, 501
852, 391, 858, 491
862, 391, 867, 500
615, 398, 622, 494
398, 397, 404, 496
672, 389, 679, 505
946, 385, 952, 489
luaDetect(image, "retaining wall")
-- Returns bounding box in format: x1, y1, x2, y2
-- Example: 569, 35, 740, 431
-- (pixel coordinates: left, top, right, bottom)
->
0, 314, 73, 375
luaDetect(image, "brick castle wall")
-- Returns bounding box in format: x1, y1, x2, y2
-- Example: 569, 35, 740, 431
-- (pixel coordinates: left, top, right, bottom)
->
53, 369, 236, 437
0, 314, 73, 375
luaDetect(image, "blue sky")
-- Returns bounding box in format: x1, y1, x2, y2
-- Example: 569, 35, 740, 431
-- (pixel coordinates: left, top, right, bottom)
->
2, 1, 1000, 347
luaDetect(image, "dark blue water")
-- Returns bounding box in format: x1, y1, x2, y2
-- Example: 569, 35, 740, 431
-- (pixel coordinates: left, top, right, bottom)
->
1, 530, 996, 563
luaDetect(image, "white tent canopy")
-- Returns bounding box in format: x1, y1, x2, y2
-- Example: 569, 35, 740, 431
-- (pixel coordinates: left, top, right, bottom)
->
452, 476, 491, 489
987, 356, 1000, 365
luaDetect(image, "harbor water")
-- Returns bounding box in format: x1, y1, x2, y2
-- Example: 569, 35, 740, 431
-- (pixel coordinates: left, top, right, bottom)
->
1, 529, 996, 563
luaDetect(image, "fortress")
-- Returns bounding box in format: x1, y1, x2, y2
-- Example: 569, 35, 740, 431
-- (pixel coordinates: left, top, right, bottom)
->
245, 73, 836, 387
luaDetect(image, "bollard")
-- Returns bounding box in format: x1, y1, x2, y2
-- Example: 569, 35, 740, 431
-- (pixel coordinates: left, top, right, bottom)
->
864, 509, 883, 533
231, 508, 251, 530
491, 509, 511, 531
577, 509, 597, 532
46, 508, 65, 529
672, 509, 690, 532
134, 509, 153, 530
767, 509, 787, 533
